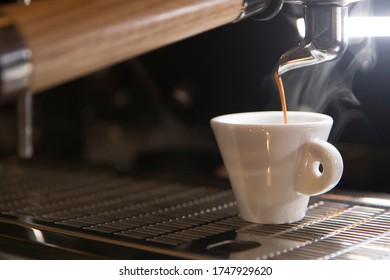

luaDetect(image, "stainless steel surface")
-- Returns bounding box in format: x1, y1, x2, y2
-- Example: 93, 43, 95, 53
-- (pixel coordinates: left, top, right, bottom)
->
0, 23, 32, 101
0, 160, 389, 259
278, 4, 348, 75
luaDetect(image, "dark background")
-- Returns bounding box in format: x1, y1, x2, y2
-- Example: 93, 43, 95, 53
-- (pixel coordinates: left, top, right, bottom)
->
1, 0, 390, 192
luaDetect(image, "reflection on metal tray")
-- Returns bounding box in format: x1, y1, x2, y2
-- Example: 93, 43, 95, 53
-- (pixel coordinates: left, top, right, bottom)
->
0, 159, 390, 259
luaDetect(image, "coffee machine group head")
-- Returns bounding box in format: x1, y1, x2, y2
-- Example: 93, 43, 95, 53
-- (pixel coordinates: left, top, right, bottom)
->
278, 0, 365, 75
0, 0, 367, 98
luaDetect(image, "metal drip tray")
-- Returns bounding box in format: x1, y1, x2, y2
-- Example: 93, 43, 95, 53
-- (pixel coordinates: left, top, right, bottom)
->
0, 159, 390, 259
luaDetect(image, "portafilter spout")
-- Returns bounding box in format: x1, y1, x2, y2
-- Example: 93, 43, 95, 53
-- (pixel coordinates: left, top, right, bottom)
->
278, 0, 364, 75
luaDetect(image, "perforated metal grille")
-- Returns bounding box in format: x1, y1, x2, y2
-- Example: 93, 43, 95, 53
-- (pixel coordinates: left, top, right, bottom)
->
1, 160, 390, 259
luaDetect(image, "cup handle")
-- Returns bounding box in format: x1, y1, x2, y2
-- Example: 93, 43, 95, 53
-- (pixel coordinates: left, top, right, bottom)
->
294, 139, 344, 196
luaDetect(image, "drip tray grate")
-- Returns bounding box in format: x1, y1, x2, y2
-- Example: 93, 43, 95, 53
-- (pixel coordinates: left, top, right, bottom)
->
0, 160, 390, 259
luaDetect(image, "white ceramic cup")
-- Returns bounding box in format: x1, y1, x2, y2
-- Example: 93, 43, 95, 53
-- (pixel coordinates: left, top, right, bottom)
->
211, 111, 343, 224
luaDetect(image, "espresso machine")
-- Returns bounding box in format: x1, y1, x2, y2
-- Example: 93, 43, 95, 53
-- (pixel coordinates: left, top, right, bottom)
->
0, 0, 390, 260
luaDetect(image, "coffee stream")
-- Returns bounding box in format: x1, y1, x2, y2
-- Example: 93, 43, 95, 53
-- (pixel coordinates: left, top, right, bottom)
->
274, 71, 288, 124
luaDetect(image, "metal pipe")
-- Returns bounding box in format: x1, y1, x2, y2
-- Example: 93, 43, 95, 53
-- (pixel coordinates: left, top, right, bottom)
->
278, 5, 348, 75
17, 90, 33, 158
278, 0, 366, 75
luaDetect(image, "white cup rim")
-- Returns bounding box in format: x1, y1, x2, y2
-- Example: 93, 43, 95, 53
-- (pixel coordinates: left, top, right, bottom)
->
211, 111, 333, 127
